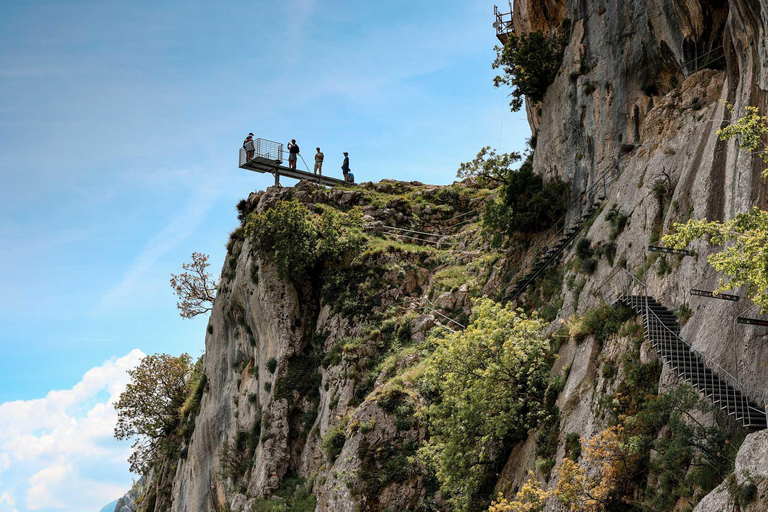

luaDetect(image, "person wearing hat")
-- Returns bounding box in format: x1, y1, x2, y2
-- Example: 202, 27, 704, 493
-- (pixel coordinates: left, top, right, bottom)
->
243, 133, 255, 161
341, 152, 350, 181
314, 147, 324, 175
287, 139, 300, 169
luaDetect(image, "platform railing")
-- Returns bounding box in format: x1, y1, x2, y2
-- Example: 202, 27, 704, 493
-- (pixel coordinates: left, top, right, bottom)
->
494, 3, 514, 41
239, 138, 284, 167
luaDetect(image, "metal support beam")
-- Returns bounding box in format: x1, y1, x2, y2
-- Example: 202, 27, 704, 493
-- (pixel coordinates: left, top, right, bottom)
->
648, 245, 695, 257
737, 317, 768, 327
690, 289, 739, 301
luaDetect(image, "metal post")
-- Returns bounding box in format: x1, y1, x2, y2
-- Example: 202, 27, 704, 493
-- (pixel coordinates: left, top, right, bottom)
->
274, 171, 280, 187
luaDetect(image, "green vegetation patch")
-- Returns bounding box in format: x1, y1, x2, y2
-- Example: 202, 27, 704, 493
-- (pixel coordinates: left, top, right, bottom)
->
252, 474, 316, 512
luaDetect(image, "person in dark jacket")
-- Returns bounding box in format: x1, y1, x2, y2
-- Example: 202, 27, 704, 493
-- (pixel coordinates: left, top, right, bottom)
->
341, 152, 350, 180
287, 139, 300, 169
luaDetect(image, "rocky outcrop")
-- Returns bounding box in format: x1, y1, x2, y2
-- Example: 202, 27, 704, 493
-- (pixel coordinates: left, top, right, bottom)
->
693, 430, 768, 511
128, 179, 492, 512
490, 0, 768, 509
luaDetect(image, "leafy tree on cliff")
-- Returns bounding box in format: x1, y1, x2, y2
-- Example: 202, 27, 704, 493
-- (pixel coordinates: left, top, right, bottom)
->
458, 147, 568, 244
170, 252, 217, 319
493, 23, 570, 112
662, 207, 768, 311
115, 353, 196, 474
419, 299, 551, 511
717, 102, 768, 177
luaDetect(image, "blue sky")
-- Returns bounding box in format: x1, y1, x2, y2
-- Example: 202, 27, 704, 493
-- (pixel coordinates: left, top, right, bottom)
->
0, 1, 529, 510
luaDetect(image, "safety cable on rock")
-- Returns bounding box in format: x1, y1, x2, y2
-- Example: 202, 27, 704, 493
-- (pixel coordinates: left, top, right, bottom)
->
424, 299, 467, 329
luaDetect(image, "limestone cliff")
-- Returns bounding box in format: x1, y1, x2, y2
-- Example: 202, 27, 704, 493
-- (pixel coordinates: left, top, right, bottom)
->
117, 0, 768, 511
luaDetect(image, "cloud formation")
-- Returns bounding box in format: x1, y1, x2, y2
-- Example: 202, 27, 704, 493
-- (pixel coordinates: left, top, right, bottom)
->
0, 350, 145, 511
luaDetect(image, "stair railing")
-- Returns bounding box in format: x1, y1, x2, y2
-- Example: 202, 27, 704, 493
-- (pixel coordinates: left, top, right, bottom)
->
491, 146, 640, 300
494, 152, 630, 300
608, 268, 767, 427
645, 301, 767, 426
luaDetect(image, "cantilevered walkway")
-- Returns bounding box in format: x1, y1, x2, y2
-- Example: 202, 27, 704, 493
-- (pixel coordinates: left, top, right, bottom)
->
239, 138, 347, 187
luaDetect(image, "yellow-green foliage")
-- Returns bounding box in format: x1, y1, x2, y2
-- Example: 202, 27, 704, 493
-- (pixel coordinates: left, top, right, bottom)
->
360, 236, 436, 259
662, 207, 768, 311
432, 265, 472, 293
246, 200, 364, 282
717, 102, 768, 177
419, 299, 551, 511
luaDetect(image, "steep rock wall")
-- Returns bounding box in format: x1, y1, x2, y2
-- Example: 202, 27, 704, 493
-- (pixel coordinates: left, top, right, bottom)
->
116, 1, 768, 511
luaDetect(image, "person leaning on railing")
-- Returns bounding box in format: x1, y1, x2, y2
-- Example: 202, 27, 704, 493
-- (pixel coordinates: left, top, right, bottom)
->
243, 133, 255, 161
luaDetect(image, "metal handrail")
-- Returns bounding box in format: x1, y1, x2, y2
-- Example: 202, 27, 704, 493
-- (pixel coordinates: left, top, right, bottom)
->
677, 45, 726, 77
610, 267, 767, 424
645, 302, 767, 419
494, 3, 514, 38
494, 150, 631, 298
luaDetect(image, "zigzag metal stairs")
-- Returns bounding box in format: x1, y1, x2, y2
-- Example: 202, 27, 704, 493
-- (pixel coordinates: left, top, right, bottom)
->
616, 295, 767, 430
505, 197, 605, 301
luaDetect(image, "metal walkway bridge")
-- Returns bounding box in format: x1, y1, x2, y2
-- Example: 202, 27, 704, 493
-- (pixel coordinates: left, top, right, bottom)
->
239, 138, 347, 187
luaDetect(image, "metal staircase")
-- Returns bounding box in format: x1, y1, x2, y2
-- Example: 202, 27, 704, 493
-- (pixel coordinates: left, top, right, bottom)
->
606, 269, 767, 430
505, 198, 604, 301
497, 159, 621, 302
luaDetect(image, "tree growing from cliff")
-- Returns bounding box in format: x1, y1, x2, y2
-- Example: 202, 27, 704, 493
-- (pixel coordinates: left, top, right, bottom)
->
492, 24, 569, 112
717, 102, 768, 177
115, 353, 195, 474
419, 299, 551, 511
662, 207, 768, 311
170, 252, 217, 319
458, 148, 568, 244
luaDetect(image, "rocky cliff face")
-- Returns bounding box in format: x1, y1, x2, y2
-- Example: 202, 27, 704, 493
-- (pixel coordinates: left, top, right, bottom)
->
118, 1, 768, 511
126, 180, 498, 512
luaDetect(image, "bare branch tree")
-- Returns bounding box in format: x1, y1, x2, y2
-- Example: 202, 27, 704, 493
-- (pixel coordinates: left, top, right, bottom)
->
170, 252, 218, 319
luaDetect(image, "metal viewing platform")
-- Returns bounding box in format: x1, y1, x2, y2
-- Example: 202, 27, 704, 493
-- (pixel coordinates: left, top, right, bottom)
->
239, 138, 347, 187
494, 2, 514, 45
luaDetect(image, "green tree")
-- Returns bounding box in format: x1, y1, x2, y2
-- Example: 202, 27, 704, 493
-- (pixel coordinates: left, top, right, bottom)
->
419, 299, 551, 511
457, 146, 523, 185
662, 207, 768, 311
717, 102, 768, 177
458, 149, 568, 244
114, 353, 195, 474
493, 27, 569, 112
246, 200, 364, 283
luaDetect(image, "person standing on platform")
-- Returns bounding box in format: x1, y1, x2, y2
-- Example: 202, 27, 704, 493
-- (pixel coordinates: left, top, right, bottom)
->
243, 133, 255, 161
341, 152, 350, 181
287, 139, 300, 169
314, 147, 324, 175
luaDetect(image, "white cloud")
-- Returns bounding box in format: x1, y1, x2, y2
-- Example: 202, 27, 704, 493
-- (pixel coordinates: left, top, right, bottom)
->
0, 350, 145, 512
0, 492, 18, 512
0, 453, 9, 479
26, 464, 125, 512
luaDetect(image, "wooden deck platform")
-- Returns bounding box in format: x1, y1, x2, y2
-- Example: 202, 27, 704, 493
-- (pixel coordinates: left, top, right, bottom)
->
239, 157, 347, 187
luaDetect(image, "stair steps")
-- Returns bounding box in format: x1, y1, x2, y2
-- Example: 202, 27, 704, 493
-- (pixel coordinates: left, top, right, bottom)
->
505, 203, 605, 302
615, 295, 767, 430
